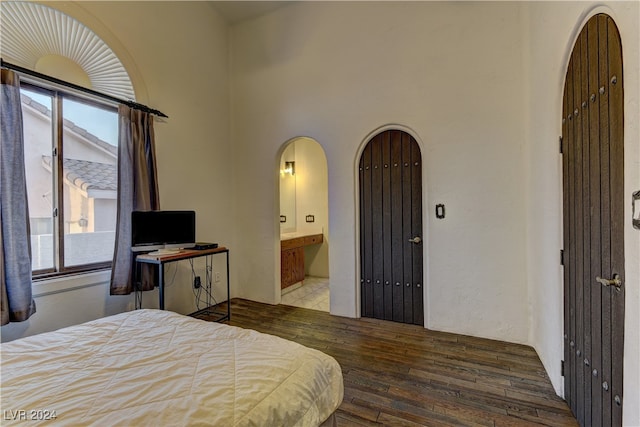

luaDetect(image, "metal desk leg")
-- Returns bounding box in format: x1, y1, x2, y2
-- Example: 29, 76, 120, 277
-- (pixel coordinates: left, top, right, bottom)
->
158, 264, 165, 310
134, 258, 142, 310
226, 250, 230, 320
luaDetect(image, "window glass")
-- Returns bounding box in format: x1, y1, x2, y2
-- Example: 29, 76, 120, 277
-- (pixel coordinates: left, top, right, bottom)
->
62, 97, 118, 267
21, 88, 55, 271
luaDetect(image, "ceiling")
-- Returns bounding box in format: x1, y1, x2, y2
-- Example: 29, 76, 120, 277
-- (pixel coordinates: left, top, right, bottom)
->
209, 1, 293, 24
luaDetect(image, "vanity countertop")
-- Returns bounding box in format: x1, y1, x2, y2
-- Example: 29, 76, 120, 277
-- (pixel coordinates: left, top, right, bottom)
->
280, 231, 323, 241
280, 232, 323, 250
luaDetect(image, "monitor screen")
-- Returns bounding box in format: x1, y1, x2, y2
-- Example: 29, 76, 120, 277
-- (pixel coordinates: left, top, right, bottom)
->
131, 210, 195, 251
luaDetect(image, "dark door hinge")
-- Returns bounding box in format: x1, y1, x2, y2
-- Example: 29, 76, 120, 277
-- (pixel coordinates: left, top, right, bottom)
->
561, 360, 565, 377
559, 136, 563, 154
53, 207, 58, 217
560, 249, 564, 266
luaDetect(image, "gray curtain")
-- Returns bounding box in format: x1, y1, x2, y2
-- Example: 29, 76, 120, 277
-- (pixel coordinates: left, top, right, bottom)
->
110, 105, 160, 295
1, 69, 36, 325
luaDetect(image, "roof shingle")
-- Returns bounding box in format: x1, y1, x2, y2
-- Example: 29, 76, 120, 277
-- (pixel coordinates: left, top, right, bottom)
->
42, 156, 117, 192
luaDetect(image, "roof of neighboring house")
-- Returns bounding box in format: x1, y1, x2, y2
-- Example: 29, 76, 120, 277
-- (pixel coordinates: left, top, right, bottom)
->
21, 94, 117, 157
42, 156, 117, 193
23, 93, 118, 196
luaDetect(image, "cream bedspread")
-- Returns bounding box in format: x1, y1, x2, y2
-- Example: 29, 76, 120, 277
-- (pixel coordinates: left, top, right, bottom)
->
1, 309, 343, 426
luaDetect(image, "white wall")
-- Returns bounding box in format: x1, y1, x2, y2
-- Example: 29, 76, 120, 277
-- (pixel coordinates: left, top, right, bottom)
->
0, 272, 131, 342
525, 2, 640, 425
231, 1, 530, 343
64, 1, 234, 315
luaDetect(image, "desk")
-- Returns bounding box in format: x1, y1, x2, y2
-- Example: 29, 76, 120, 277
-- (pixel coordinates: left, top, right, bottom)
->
135, 247, 230, 322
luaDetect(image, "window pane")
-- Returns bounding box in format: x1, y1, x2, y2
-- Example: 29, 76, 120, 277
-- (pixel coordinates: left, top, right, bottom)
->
21, 88, 55, 271
62, 98, 118, 267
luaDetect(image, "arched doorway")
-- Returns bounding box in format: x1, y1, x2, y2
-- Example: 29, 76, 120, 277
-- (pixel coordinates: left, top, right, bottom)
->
278, 137, 330, 312
359, 129, 423, 325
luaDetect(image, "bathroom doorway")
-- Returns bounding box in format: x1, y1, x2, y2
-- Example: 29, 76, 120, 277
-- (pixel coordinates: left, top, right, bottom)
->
278, 137, 330, 311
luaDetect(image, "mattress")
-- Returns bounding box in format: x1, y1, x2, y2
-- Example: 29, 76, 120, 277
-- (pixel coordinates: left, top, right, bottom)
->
0, 309, 343, 426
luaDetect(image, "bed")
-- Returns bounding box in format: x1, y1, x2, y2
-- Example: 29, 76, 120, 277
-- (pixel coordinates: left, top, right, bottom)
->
0, 309, 344, 426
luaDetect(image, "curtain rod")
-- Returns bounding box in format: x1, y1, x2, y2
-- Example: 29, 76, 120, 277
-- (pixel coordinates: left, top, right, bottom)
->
0, 58, 168, 118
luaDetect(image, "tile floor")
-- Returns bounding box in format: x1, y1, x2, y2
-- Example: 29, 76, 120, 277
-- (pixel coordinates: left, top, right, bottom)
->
280, 276, 329, 312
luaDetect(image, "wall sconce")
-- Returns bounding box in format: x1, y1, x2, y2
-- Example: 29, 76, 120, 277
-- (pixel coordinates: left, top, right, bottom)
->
282, 161, 295, 176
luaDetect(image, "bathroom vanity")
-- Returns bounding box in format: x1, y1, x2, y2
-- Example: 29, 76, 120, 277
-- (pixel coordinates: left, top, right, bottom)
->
280, 232, 323, 289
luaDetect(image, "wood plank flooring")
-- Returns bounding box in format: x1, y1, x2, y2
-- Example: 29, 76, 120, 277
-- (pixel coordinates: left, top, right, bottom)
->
204, 299, 577, 426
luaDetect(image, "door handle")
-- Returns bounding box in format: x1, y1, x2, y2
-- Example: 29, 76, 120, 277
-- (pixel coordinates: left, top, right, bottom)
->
595, 274, 622, 289
408, 236, 422, 244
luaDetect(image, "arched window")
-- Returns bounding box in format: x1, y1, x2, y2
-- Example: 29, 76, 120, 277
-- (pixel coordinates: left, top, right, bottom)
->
0, 1, 134, 99
1, 2, 133, 275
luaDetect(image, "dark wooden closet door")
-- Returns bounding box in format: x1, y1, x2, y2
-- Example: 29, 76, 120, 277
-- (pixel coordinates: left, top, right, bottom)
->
562, 14, 625, 427
359, 130, 423, 325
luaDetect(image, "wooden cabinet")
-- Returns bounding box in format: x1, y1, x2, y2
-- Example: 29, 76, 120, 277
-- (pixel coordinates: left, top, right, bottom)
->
281, 246, 305, 289
280, 233, 323, 289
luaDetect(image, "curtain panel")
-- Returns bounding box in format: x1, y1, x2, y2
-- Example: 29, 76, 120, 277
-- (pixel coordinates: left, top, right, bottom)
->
110, 106, 160, 295
1, 69, 36, 325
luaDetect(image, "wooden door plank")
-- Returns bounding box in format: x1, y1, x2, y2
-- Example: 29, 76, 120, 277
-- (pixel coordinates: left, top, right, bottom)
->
562, 60, 572, 413
371, 135, 385, 319
382, 131, 394, 320
401, 132, 414, 324
390, 131, 405, 322
579, 26, 593, 427
598, 14, 613, 427
566, 53, 578, 416
607, 16, 625, 427
361, 141, 374, 318
410, 137, 424, 326
572, 34, 585, 425
587, 15, 603, 426
359, 151, 364, 299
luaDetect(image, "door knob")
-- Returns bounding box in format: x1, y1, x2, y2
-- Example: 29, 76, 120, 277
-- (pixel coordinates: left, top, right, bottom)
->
595, 274, 622, 289
408, 236, 422, 244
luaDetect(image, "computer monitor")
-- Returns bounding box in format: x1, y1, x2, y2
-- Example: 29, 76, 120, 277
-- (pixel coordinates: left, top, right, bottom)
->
131, 210, 196, 252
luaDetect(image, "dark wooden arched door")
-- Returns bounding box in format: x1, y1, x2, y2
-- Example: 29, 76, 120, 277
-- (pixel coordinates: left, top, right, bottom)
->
359, 130, 423, 325
562, 14, 625, 427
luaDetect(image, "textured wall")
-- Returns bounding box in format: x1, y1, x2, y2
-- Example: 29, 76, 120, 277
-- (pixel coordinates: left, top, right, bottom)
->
230, 1, 530, 343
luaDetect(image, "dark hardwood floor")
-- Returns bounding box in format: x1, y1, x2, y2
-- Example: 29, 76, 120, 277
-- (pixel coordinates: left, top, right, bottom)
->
205, 299, 577, 426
